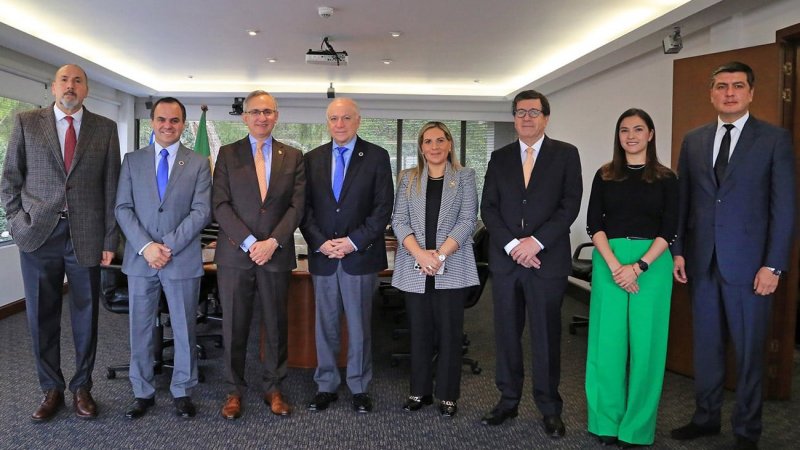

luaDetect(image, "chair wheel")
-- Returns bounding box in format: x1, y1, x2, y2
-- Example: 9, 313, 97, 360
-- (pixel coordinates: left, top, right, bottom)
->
198, 349, 207, 360
106, 369, 116, 379
471, 364, 482, 375
214, 340, 223, 348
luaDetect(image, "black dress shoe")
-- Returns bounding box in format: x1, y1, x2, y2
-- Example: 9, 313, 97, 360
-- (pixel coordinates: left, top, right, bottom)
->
402, 395, 433, 411
617, 440, 643, 448
670, 422, 720, 440
352, 393, 373, 413
307, 392, 338, 411
439, 400, 457, 418
174, 396, 196, 418
125, 397, 155, 420
543, 415, 565, 438
480, 405, 518, 425
735, 436, 759, 450
598, 435, 618, 445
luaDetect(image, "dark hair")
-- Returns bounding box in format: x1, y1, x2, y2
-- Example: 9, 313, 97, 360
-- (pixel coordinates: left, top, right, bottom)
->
150, 97, 186, 121
710, 61, 755, 88
512, 89, 550, 116
600, 108, 673, 183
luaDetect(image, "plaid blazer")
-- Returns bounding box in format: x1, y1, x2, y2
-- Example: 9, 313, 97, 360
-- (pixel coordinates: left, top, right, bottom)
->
0, 104, 120, 266
391, 163, 479, 293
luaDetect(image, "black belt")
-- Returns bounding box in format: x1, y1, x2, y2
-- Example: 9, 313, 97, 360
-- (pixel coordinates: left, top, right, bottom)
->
626, 236, 649, 240
58, 210, 69, 220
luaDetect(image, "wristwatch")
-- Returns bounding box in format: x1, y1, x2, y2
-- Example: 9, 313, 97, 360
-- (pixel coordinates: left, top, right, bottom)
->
436, 250, 447, 262
769, 267, 782, 277
636, 259, 649, 272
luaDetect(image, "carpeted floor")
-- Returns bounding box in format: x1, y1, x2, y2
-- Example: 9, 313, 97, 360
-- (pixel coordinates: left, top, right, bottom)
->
0, 280, 798, 449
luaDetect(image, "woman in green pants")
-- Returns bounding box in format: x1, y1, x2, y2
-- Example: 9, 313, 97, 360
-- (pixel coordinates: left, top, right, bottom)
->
584, 108, 678, 448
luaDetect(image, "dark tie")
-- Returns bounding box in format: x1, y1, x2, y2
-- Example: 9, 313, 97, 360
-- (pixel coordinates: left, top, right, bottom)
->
333, 146, 347, 201
64, 116, 76, 172
157, 149, 169, 201
714, 124, 734, 185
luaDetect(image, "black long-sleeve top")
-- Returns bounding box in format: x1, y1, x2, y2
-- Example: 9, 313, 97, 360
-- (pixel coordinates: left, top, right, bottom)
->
586, 165, 678, 244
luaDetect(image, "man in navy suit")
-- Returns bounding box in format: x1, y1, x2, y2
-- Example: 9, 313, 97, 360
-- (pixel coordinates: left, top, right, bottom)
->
300, 98, 393, 414
480, 90, 582, 437
671, 62, 795, 450
115, 97, 211, 419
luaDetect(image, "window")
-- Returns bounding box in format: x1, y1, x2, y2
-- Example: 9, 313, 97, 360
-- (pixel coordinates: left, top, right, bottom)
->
0, 97, 38, 244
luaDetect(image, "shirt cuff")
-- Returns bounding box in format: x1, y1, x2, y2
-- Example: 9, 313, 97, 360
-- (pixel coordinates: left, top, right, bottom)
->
241, 235, 257, 252
532, 236, 544, 250
348, 237, 358, 251
504, 239, 520, 255
138, 241, 154, 256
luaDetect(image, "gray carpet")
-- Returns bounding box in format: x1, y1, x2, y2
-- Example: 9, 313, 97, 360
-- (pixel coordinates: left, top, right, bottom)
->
0, 280, 798, 449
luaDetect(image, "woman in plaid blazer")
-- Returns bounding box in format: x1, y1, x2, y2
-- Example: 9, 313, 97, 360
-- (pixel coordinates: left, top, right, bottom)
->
391, 122, 479, 417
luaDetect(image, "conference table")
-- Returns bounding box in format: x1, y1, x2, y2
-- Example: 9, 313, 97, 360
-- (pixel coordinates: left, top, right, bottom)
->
204, 242, 396, 369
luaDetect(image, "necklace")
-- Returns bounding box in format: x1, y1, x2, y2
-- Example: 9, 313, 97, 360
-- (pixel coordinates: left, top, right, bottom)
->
428, 174, 444, 180
626, 164, 645, 170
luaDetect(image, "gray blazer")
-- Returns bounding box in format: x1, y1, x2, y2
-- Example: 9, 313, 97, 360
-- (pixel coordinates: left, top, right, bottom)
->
391, 163, 479, 293
0, 105, 120, 266
114, 144, 212, 279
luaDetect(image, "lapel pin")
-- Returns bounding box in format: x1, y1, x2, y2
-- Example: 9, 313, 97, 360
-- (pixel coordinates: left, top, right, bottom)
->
358, 152, 364, 157
278, 150, 283, 155
449, 180, 456, 188
178, 161, 185, 166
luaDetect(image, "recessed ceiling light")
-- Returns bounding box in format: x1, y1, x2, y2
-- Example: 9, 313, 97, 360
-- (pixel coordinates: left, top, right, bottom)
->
474, 79, 480, 83
382, 59, 392, 65
390, 31, 402, 38
267, 58, 277, 63
187, 75, 194, 79
247, 29, 259, 36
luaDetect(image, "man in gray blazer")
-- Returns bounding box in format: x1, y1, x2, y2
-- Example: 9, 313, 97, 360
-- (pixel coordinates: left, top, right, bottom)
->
1, 64, 120, 421
115, 97, 211, 419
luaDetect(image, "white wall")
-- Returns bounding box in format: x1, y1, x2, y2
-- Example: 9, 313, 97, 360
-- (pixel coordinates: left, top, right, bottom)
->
545, 0, 800, 250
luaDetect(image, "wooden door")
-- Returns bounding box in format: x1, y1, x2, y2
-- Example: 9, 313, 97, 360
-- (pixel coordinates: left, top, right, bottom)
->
668, 41, 798, 400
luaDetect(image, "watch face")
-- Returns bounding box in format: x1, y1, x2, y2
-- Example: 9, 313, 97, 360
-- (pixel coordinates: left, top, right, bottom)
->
438, 254, 446, 261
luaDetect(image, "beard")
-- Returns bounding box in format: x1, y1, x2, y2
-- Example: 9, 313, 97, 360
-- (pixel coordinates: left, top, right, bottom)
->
58, 94, 81, 111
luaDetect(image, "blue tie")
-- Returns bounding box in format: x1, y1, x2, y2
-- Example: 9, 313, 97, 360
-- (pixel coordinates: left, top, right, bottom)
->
157, 148, 169, 201
333, 146, 347, 201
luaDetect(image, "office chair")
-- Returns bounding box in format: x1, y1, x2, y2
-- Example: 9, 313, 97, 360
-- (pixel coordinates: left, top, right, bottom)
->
568, 242, 594, 334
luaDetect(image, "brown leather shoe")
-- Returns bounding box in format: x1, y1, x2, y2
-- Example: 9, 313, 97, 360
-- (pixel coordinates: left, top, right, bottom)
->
73, 387, 98, 419
221, 394, 242, 420
264, 391, 290, 416
31, 389, 64, 422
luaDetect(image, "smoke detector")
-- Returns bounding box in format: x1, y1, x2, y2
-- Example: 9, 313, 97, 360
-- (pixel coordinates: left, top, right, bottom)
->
318, 6, 334, 18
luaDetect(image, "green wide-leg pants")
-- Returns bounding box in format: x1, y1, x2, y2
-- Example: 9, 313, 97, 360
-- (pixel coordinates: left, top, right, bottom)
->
585, 238, 672, 445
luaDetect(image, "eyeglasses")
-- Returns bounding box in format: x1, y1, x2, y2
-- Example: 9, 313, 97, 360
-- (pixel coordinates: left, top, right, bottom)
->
245, 109, 276, 117
514, 108, 543, 118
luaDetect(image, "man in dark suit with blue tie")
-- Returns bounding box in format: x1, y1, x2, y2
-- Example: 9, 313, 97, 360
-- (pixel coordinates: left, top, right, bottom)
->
115, 97, 212, 419
671, 62, 795, 450
480, 90, 582, 437
300, 98, 393, 414
1, 64, 120, 421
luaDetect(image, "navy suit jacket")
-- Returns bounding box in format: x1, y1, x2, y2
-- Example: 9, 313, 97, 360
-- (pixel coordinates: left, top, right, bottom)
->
480, 137, 583, 278
672, 116, 795, 283
300, 136, 394, 276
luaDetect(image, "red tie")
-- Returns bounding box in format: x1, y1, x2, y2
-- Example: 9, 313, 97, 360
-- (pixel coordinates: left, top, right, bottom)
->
64, 116, 76, 172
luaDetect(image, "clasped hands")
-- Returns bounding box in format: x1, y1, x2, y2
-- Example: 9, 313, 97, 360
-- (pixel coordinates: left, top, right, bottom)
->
414, 249, 442, 276
249, 238, 279, 266
143, 243, 172, 269
319, 238, 355, 259
612, 264, 640, 294
510, 237, 541, 269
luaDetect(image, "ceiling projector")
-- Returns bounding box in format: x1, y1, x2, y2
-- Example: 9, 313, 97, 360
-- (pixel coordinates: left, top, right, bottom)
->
306, 49, 349, 66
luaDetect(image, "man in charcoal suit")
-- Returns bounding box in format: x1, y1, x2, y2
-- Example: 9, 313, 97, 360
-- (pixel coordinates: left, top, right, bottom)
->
480, 89, 582, 437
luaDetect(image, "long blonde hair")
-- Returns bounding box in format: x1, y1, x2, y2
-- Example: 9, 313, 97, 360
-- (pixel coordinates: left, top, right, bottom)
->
405, 121, 462, 195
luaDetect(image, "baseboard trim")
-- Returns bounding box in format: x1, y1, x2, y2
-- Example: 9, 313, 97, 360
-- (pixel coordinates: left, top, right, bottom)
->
0, 299, 25, 320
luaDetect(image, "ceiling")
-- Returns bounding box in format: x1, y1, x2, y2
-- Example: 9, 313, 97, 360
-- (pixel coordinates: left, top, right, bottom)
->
0, 0, 728, 99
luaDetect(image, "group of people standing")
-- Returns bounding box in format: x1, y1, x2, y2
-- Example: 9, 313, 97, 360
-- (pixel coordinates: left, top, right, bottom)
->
0, 60, 793, 450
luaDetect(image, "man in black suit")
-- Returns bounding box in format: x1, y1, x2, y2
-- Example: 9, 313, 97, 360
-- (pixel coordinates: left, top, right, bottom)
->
670, 62, 795, 450
1, 64, 120, 421
480, 90, 582, 437
300, 98, 393, 413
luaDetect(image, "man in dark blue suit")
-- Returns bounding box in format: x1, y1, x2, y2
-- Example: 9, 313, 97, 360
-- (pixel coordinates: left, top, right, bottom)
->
480, 90, 582, 437
671, 62, 795, 450
300, 98, 393, 414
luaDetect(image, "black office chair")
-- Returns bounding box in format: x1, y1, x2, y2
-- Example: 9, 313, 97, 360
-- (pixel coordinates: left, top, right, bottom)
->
568, 242, 594, 334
